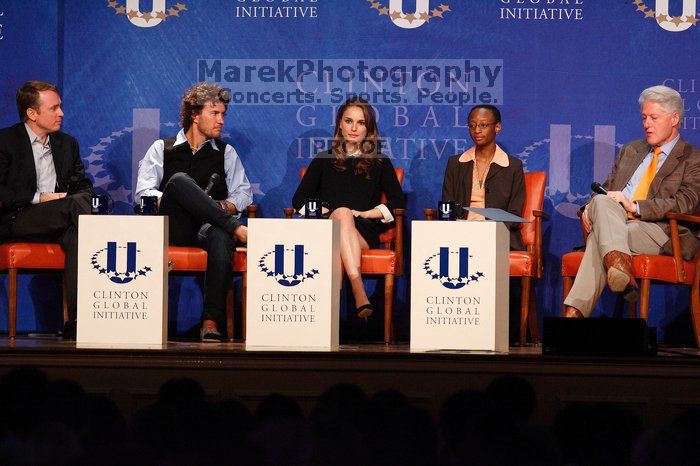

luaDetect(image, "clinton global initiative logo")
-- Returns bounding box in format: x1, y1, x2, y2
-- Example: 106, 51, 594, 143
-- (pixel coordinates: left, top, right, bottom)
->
632, 0, 698, 32
424, 247, 484, 290
107, 0, 187, 28
367, 0, 452, 29
518, 124, 624, 219
258, 245, 319, 287
91, 242, 152, 284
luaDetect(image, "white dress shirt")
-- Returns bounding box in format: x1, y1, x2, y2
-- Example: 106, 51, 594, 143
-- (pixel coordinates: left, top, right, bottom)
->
135, 129, 253, 212
24, 123, 57, 204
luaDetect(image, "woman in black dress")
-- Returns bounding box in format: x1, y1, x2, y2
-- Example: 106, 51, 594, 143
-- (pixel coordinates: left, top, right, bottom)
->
292, 97, 404, 319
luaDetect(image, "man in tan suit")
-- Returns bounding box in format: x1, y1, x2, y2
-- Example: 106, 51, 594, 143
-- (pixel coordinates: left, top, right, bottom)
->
564, 85, 700, 317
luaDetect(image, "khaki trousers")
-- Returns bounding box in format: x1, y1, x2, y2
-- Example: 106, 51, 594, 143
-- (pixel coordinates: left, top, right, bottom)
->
564, 195, 668, 316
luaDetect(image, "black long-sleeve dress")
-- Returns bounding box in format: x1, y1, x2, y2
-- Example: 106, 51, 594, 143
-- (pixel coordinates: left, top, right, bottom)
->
292, 151, 405, 249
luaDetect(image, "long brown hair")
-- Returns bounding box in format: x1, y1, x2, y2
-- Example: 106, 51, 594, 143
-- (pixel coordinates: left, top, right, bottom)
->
331, 97, 382, 179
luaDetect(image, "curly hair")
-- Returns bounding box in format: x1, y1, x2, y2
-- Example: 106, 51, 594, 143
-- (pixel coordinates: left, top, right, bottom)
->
180, 82, 231, 131
330, 97, 382, 179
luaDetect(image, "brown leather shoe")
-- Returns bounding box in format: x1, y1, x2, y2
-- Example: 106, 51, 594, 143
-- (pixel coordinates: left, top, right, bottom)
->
603, 251, 639, 302
563, 306, 584, 318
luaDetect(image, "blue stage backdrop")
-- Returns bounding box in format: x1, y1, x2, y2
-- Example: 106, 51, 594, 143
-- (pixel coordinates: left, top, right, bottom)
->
1, 1, 700, 340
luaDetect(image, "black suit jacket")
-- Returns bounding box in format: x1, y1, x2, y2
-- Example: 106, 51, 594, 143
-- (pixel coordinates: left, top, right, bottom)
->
442, 152, 526, 250
0, 123, 94, 239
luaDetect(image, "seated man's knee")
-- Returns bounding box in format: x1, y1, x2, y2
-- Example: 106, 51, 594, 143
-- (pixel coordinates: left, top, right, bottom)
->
165, 172, 194, 190
590, 194, 614, 207
588, 193, 617, 216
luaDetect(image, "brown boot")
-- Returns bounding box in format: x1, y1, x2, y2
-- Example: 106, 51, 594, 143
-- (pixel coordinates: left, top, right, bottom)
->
563, 306, 584, 318
603, 251, 639, 302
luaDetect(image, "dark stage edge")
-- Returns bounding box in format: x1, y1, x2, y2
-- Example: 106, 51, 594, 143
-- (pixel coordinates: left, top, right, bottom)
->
1, 338, 700, 428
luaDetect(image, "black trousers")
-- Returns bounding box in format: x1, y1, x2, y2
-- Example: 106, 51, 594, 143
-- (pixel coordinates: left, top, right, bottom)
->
9, 192, 92, 322
159, 172, 242, 323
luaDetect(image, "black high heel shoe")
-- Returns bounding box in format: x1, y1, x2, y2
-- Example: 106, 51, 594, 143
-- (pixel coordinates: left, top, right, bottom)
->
356, 303, 374, 320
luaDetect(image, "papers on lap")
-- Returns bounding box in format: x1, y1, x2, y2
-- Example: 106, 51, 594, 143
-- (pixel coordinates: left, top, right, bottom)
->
463, 207, 530, 223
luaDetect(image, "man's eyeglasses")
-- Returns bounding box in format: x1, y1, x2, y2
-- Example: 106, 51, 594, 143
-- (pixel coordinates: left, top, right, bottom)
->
467, 122, 497, 130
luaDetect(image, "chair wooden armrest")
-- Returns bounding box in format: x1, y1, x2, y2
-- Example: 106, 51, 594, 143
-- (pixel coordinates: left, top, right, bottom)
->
246, 205, 258, 218
283, 208, 296, 219
424, 208, 437, 220
531, 210, 549, 279
666, 212, 700, 223
532, 210, 550, 221
666, 212, 700, 283
393, 209, 405, 275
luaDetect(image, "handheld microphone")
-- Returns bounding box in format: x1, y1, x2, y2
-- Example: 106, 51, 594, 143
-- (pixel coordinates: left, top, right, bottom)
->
204, 173, 221, 195
591, 182, 608, 195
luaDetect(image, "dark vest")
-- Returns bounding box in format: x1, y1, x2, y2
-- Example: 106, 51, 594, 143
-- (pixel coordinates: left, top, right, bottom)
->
159, 137, 228, 200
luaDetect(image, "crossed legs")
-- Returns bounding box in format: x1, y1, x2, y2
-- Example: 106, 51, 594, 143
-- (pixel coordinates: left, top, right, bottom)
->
159, 173, 244, 338
329, 207, 372, 316
564, 195, 668, 317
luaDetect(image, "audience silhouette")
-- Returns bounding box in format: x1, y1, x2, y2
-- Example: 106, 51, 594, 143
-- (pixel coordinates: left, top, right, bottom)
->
0, 368, 689, 465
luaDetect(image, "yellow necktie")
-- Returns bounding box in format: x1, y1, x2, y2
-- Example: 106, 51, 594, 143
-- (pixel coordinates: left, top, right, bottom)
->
631, 147, 663, 202
627, 147, 662, 220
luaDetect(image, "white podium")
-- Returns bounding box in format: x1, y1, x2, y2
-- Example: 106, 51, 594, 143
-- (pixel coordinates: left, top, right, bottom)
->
410, 221, 509, 352
77, 215, 168, 347
246, 218, 341, 349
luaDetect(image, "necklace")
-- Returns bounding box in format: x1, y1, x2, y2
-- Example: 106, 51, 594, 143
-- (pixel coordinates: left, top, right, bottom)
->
474, 152, 495, 189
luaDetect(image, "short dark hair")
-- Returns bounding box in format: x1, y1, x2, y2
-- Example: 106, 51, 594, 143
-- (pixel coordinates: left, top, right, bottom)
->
468, 104, 501, 124
16, 81, 60, 122
180, 83, 231, 131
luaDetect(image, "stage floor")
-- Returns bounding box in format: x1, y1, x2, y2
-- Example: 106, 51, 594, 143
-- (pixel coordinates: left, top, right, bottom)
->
1, 337, 700, 428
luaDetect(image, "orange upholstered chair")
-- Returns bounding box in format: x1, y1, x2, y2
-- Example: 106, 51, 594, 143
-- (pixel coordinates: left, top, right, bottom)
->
0, 207, 255, 340
561, 212, 700, 347
0, 242, 68, 338
167, 205, 256, 341
425, 171, 548, 345
284, 168, 405, 343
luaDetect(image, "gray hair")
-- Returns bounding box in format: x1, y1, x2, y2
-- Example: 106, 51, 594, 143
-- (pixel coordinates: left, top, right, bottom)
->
638, 85, 684, 119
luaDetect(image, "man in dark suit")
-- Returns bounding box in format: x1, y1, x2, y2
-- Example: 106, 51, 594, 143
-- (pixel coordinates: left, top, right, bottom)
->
564, 85, 700, 317
0, 81, 94, 338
